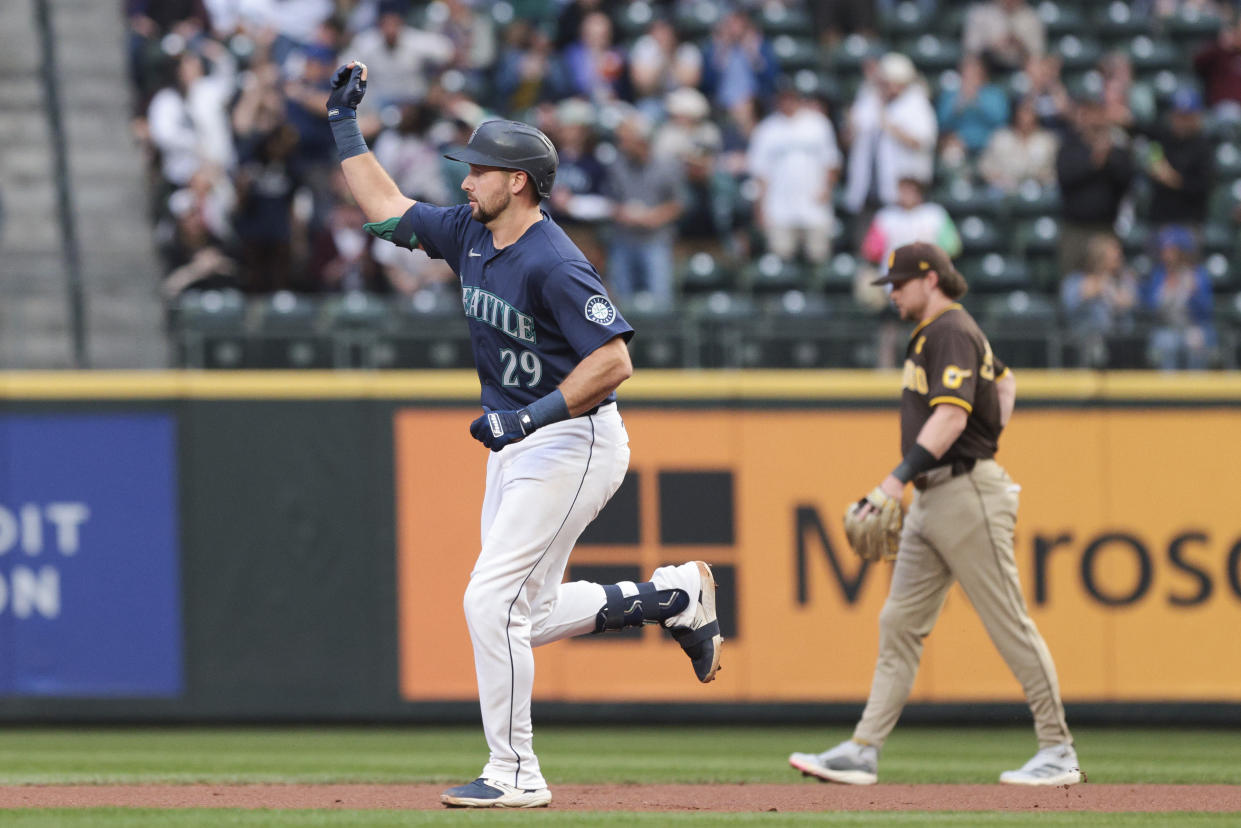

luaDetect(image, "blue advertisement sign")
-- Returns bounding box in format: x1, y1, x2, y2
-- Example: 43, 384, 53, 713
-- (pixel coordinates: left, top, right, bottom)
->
0, 414, 181, 697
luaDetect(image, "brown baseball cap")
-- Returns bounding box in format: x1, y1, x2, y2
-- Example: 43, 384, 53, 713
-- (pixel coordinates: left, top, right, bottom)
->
871, 241, 964, 290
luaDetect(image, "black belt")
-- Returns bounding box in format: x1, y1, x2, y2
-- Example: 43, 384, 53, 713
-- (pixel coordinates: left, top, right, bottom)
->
913, 458, 978, 491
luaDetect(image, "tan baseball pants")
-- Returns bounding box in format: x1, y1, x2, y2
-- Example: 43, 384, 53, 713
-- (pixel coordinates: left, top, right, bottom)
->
853, 459, 1073, 749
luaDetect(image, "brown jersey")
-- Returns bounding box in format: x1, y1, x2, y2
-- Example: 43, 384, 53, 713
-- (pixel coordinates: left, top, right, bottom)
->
899, 304, 1009, 462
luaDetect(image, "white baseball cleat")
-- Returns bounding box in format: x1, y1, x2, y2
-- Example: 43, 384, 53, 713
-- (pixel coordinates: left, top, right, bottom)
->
789, 739, 879, 785
440, 777, 552, 808
669, 561, 722, 683
999, 743, 1083, 786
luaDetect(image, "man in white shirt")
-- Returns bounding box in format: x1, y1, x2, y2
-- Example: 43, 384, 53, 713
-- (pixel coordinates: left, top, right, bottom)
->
746, 82, 842, 264
342, 4, 455, 117
963, 0, 1046, 71
843, 53, 937, 214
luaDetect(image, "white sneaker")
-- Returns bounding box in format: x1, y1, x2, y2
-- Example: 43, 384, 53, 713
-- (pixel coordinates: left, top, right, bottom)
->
440, 777, 552, 808
657, 561, 723, 683
1000, 743, 1083, 786
789, 739, 879, 785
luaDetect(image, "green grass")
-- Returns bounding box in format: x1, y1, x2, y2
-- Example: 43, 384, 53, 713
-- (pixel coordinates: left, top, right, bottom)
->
0, 726, 1237, 826
0, 725, 1236, 785
0, 812, 1237, 827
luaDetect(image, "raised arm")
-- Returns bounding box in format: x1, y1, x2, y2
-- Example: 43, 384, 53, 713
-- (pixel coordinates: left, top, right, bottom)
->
327, 61, 416, 223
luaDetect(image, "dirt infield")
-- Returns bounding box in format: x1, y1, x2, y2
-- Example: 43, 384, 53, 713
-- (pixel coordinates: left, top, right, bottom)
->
1, 784, 1239, 812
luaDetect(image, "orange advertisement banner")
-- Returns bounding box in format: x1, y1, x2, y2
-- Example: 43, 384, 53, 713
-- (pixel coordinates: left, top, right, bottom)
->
396, 407, 1241, 703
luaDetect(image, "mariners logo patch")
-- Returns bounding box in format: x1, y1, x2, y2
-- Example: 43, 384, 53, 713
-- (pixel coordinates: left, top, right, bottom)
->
584, 295, 616, 325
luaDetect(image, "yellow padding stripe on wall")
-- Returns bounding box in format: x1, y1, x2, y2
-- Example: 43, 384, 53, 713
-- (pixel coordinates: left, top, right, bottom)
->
2, 370, 1241, 401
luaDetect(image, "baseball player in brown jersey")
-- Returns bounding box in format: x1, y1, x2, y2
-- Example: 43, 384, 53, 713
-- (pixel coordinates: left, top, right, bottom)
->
789, 241, 1082, 786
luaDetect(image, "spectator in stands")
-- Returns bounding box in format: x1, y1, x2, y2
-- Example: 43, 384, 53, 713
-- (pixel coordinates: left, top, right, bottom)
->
936, 53, 1010, 169
159, 197, 239, 299
1098, 51, 1156, 131
493, 20, 563, 112
1144, 87, 1214, 232
282, 44, 339, 177
1055, 91, 1134, 277
979, 96, 1059, 194
126, 0, 209, 113
1021, 53, 1071, 133
342, 2, 455, 121
602, 111, 685, 305
963, 0, 1046, 72
701, 9, 779, 139
371, 102, 453, 205
628, 17, 704, 123
553, 0, 605, 51
1059, 233, 1138, 367
860, 176, 963, 270
422, 0, 498, 82
807, 0, 878, 45
1142, 225, 1216, 370
232, 122, 301, 293
652, 87, 731, 258
560, 10, 625, 104
858, 176, 961, 366
147, 44, 237, 189
842, 53, 937, 217
546, 98, 609, 270
746, 79, 842, 265
1193, 13, 1241, 118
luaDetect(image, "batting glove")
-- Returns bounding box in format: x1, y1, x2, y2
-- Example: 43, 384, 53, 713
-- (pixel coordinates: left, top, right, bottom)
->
469, 406, 534, 452
327, 63, 367, 121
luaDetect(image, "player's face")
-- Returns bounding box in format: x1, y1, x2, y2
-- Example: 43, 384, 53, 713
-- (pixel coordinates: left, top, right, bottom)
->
462, 165, 517, 224
888, 276, 929, 321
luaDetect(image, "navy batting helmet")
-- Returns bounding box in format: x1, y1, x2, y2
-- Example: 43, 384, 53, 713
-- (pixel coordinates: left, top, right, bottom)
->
444, 120, 559, 200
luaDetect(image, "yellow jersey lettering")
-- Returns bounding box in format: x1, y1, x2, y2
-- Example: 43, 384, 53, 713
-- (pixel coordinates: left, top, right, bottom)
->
981, 341, 995, 381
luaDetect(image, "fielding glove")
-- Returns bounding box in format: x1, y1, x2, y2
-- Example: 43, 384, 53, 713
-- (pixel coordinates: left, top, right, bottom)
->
842, 486, 903, 562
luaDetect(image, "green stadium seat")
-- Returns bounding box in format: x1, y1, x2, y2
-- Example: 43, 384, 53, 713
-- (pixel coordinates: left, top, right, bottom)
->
1053, 35, 1104, 71
1014, 216, 1060, 255
934, 177, 1006, 216
1007, 181, 1062, 217
1207, 109, 1241, 143
252, 293, 331, 368
980, 291, 1059, 368
1166, 5, 1224, 43
1037, 2, 1086, 38
771, 35, 823, 72
1092, 2, 1148, 43
1127, 36, 1185, 74
616, 1, 656, 38
745, 254, 810, 294
757, 3, 812, 36
1116, 221, 1151, 257
257, 291, 319, 333
1204, 251, 1239, 292
324, 291, 390, 331
1207, 179, 1241, 224
958, 215, 1006, 255
689, 291, 758, 367
904, 34, 962, 74
172, 289, 247, 369
830, 34, 886, 74
1148, 71, 1199, 104
959, 253, 1033, 293
1202, 221, 1236, 258
882, 1, 935, 38
818, 252, 859, 294
673, 1, 721, 40
624, 298, 689, 368
173, 288, 246, 332
678, 251, 736, 295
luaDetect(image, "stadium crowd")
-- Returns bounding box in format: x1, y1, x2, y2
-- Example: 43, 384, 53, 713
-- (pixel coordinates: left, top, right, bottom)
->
126, 0, 1241, 369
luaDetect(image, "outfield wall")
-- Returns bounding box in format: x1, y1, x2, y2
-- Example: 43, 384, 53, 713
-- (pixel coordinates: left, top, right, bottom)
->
0, 371, 1239, 723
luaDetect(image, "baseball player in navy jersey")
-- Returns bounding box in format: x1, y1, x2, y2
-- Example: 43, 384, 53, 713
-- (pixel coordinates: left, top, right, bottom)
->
327, 63, 722, 809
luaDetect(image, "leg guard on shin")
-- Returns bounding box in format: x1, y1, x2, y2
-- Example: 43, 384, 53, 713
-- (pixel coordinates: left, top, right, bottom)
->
594, 582, 689, 633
